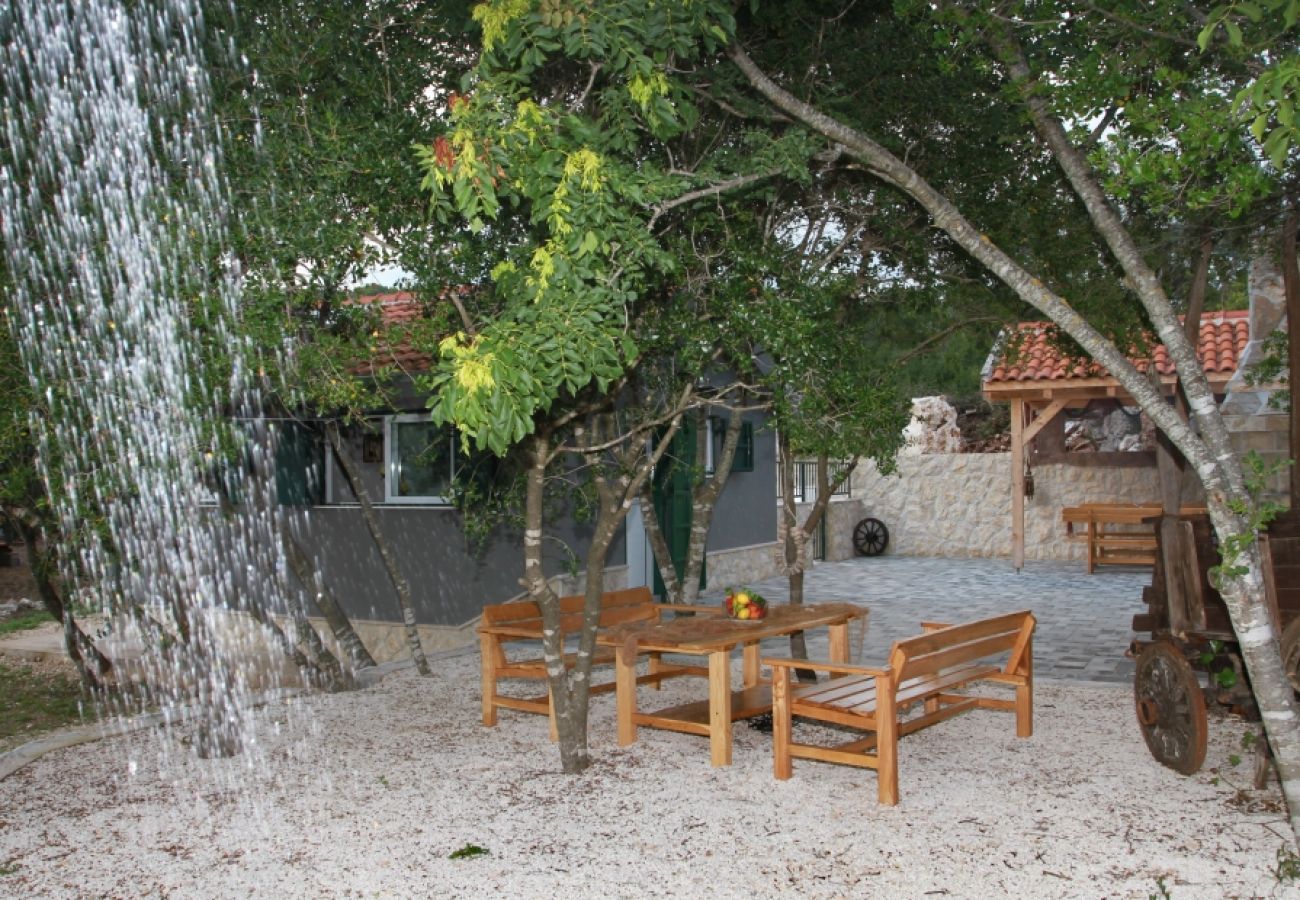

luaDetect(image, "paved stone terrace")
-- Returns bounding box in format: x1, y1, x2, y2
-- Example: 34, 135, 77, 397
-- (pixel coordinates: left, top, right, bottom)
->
704, 555, 1153, 684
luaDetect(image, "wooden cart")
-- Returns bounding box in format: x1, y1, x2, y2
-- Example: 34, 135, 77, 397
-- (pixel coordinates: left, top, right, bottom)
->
1130, 509, 1300, 774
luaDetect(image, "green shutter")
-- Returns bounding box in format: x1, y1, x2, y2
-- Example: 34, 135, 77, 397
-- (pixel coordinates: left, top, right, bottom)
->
275, 422, 323, 506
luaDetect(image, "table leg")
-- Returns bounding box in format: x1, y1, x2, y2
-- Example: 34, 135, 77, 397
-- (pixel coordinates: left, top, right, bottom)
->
616, 641, 638, 747
742, 642, 761, 688
708, 649, 733, 767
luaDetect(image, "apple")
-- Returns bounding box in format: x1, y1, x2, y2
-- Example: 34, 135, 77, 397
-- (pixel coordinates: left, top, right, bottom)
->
736, 607, 751, 620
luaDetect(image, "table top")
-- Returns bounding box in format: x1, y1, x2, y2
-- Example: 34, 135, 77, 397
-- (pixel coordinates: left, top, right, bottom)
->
597, 601, 867, 653
1061, 504, 1207, 524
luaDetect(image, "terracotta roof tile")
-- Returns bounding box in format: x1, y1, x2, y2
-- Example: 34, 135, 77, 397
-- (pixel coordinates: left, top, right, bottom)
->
347, 292, 430, 373
983, 310, 1249, 384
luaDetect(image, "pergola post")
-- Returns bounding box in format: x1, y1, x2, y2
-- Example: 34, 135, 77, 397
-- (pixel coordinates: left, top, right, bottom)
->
1011, 398, 1025, 571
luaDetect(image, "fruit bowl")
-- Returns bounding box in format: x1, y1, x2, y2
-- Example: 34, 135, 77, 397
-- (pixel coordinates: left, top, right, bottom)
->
724, 588, 767, 621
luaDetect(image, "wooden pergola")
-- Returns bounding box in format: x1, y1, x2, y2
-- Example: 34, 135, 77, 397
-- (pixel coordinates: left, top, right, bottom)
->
981, 313, 1249, 568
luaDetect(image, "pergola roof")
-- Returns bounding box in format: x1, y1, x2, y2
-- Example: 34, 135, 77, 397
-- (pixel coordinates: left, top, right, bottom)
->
982, 310, 1249, 402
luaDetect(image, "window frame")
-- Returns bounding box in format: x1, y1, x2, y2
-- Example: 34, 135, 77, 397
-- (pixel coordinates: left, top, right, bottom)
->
383, 413, 455, 505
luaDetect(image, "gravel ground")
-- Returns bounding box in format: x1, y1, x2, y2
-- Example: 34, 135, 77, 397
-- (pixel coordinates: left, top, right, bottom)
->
0, 653, 1295, 899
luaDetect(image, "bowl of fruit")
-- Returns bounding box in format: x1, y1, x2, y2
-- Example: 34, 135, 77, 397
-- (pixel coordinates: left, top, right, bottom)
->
724, 588, 767, 621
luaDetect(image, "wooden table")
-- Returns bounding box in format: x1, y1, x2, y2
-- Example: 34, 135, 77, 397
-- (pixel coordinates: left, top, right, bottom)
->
598, 602, 868, 767
1061, 504, 1207, 573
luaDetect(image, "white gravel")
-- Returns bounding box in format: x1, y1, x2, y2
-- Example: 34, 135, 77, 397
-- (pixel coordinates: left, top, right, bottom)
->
0, 654, 1294, 899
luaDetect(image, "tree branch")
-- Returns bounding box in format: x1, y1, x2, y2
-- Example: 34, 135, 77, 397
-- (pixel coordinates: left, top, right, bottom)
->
648, 169, 782, 230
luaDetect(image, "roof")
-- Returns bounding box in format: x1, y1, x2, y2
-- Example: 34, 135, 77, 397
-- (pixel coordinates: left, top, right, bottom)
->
982, 310, 1249, 400
349, 290, 458, 374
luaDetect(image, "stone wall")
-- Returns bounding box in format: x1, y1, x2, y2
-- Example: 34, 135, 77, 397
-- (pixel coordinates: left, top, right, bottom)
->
850, 453, 1180, 562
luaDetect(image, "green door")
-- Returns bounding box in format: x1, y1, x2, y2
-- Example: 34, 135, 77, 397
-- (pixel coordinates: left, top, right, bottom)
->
651, 420, 706, 597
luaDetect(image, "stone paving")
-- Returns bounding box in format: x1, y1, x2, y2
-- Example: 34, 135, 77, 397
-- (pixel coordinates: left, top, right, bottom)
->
702, 554, 1152, 685
0, 555, 1154, 687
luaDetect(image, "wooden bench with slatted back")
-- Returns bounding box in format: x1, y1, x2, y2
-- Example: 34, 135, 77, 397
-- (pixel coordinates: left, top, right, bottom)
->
478, 586, 714, 730
766, 610, 1035, 805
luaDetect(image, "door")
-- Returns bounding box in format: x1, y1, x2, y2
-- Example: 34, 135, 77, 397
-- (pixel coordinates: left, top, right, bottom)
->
651, 419, 706, 597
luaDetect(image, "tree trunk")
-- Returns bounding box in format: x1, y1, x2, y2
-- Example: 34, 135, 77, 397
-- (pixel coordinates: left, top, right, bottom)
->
325, 421, 429, 676
679, 407, 744, 603
639, 473, 680, 599
640, 405, 746, 605
283, 531, 377, 671
780, 441, 856, 679
531, 401, 692, 773
728, 40, 1300, 846
16, 519, 111, 690
518, 430, 586, 770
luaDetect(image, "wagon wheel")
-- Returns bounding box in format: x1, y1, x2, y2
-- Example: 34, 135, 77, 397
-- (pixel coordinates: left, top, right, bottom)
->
853, 517, 889, 557
1134, 642, 1208, 776
1281, 617, 1300, 694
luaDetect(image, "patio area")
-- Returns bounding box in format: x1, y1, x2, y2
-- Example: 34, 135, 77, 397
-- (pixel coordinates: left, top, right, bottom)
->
707, 554, 1148, 683
2, 555, 1293, 897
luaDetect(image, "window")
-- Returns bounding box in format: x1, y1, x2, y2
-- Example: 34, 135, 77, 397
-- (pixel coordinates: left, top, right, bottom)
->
733, 422, 754, 472
706, 417, 755, 474
385, 414, 455, 504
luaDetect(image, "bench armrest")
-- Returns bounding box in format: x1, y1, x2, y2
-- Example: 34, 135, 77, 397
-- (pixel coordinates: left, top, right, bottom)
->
919, 621, 951, 633
477, 623, 544, 639
763, 657, 890, 678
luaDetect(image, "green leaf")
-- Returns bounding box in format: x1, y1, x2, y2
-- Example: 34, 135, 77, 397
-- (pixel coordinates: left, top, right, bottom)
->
449, 844, 490, 860
1197, 22, 1216, 51
1224, 20, 1243, 47
1251, 113, 1269, 142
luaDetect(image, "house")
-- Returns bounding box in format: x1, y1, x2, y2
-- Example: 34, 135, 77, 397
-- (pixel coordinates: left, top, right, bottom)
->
274, 292, 782, 658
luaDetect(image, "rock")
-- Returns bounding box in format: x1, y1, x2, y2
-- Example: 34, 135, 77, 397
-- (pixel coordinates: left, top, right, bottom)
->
901, 396, 964, 456
0, 597, 39, 617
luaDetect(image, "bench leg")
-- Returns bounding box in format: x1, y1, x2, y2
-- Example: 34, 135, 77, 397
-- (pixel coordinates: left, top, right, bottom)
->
772, 666, 792, 780
1017, 646, 1034, 738
479, 633, 498, 727
876, 674, 899, 806
649, 651, 662, 690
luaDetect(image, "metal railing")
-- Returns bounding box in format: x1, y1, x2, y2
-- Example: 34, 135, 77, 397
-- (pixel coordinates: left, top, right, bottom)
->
778, 459, 853, 505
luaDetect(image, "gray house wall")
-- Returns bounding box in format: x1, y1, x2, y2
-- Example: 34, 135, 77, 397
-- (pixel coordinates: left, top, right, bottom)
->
299, 418, 610, 627
706, 418, 777, 553
284, 408, 779, 643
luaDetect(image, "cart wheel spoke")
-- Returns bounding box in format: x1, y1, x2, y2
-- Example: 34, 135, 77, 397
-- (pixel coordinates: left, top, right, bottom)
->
853, 518, 889, 557
1133, 642, 1207, 776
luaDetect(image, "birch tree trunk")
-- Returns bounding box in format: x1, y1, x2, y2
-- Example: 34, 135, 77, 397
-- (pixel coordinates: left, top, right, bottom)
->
729, 41, 1300, 845
325, 422, 430, 676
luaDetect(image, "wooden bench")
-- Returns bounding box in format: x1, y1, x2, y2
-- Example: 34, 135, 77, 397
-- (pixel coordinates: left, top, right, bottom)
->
1062, 504, 1206, 573
477, 586, 716, 730
765, 610, 1035, 805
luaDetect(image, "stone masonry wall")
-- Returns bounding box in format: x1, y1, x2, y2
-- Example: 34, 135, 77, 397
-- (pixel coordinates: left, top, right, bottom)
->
850, 453, 1180, 562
